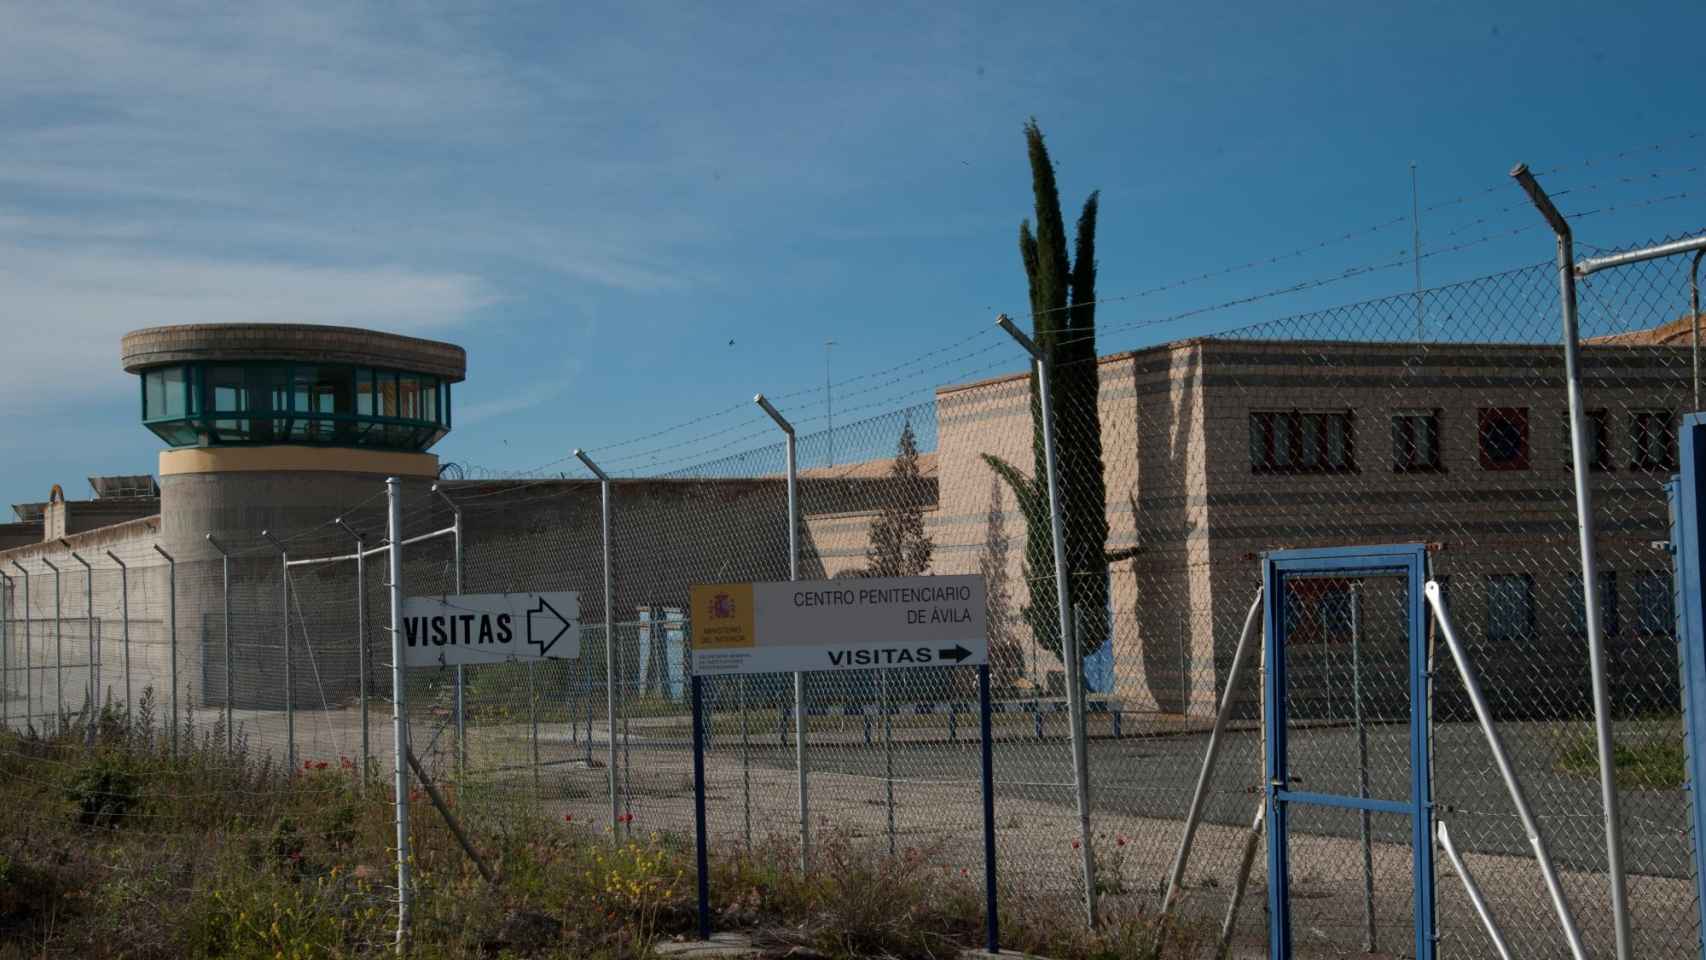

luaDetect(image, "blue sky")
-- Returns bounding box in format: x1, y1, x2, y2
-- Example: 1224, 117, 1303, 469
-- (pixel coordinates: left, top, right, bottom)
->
1, 0, 1703, 509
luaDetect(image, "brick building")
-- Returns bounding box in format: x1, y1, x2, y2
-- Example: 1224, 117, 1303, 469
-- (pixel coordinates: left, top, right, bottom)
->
805, 332, 1688, 717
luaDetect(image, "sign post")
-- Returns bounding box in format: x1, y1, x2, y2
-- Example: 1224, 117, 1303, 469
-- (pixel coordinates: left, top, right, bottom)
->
686, 574, 997, 951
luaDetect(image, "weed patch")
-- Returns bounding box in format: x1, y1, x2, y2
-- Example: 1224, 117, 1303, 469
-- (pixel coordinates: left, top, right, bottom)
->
0, 700, 1213, 958
1557, 727, 1686, 789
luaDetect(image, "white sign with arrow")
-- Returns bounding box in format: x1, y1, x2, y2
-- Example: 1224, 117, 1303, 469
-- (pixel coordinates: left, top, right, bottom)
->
688, 574, 986, 676
400, 592, 580, 668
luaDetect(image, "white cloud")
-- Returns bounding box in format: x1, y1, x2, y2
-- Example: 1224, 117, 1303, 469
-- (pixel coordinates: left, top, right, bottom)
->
457, 380, 567, 427
0, 3, 523, 134
0, 242, 494, 403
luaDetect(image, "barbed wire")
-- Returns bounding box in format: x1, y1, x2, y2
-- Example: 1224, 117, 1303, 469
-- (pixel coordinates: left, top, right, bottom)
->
454, 152, 1703, 482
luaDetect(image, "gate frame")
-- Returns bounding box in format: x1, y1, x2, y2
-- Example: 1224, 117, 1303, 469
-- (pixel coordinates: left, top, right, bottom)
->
1262, 543, 1436, 960
1671, 412, 1706, 960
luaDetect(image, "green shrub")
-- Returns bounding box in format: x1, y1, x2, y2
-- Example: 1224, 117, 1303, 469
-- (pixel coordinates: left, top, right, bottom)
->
65, 755, 142, 829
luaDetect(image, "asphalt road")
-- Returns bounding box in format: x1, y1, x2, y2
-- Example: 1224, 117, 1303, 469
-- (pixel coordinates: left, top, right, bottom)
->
707, 720, 1690, 879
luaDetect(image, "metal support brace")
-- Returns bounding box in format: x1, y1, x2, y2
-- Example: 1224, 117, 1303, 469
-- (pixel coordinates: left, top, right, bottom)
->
334, 520, 369, 787
1426, 580, 1586, 960
1437, 821, 1514, 960
63, 547, 94, 742
260, 530, 294, 770
205, 535, 234, 753
42, 558, 62, 733
104, 552, 131, 718
151, 546, 176, 754
431, 484, 466, 778
1164, 589, 1262, 914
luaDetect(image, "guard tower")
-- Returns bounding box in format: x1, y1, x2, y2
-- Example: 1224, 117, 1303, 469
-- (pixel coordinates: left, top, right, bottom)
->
121, 323, 466, 557
120, 324, 467, 711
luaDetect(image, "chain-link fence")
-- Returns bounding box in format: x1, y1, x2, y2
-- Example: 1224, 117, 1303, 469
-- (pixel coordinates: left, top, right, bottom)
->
2, 228, 1703, 958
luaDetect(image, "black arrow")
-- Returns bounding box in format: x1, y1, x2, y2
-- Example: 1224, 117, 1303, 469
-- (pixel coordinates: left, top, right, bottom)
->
527, 597, 573, 656
937, 644, 972, 664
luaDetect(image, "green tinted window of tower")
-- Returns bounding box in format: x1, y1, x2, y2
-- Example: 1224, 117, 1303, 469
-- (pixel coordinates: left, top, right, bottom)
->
135, 360, 453, 452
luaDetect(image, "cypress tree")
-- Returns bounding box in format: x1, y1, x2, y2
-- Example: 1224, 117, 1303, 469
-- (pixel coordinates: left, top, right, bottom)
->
865, 418, 934, 577
982, 119, 1110, 668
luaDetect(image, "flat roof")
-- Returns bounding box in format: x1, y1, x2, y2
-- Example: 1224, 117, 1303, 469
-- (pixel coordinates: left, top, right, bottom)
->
121, 323, 466, 381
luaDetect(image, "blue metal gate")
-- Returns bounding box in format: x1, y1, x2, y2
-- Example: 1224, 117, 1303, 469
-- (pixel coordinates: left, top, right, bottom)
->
1264, 544, 1435, 960
1670, 412, 1706, 960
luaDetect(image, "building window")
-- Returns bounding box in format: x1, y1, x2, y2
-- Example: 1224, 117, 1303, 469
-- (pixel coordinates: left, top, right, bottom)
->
1250, 410, 1356, 474
1486, 574, 1534, 642
1478, 407, 1529, 471
1567, 571, 1618, 638
142, 365, 188, 420
1282, 577, 1355, 643
1391, 410, 1442, 472
1631, 409, 1677, 471
1561, 409, 1612, 472
1632, 572, 1673, 636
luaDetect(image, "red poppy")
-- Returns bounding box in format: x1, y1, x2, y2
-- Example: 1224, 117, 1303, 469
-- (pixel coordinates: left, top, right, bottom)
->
1115, 835, 1128, 847
617, 813, 634, 824
1071, 839, 1081, 850
563, 814, 574, 823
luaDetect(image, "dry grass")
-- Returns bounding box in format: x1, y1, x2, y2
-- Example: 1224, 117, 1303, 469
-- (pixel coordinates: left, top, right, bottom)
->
0, 696, 1209, 959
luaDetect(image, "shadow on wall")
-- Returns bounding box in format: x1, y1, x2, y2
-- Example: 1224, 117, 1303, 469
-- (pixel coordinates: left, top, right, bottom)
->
1133, 345, 1204, 715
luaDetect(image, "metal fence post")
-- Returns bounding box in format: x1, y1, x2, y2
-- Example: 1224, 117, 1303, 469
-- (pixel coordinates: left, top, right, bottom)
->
431, 484, 465, 778
260, 531, 294, 770
152, 545, 176, 754
1512, 164, 1631, 960
65, 548, 94, 734
754, 394, 808, 871
8, 564, 27, 729
882, 668, 895, 857
1690, 249, 1703, 410
0, 571, 10, 732
691, 670, 711, 941
994, 314, 1097, 926
978, 662, 999, 954
42, 558, 62, 733
105, 553, 130, 718
384, 477, 412, 956
205, 536, 234, 754
574, 450, 618, 838
739, 675, 752, 848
